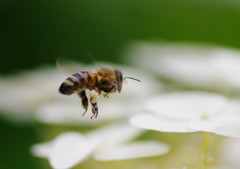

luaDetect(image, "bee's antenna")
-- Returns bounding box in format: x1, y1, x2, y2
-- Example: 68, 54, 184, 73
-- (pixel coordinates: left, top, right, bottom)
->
124, 77, 141, 82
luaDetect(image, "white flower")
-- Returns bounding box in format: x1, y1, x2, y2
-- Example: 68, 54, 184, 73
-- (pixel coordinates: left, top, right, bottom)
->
31, 123, 170, 169
127, 43, 240, 90
130, 92, 240, 137
34, 63, 163, 125
0, 67, 65, 122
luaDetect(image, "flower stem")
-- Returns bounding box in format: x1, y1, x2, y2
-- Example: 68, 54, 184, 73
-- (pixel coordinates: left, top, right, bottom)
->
201, 132, 208, 169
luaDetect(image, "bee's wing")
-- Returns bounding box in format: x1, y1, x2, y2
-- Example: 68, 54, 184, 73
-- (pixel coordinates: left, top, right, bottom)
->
56, 58, 84, 75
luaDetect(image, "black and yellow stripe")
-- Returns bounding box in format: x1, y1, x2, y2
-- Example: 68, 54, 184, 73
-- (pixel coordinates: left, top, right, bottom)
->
59, 71, 97, 95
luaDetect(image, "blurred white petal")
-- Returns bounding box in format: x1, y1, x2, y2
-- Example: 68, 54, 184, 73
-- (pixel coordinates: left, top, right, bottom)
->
214, 139, 240, 169
221, 100, 240, 117
87, 123, 144, 148
188, 110, 240, 134
0, 67, 65, 122
32, 123, 169, 168
35, 98, 142, 125
94, 141, 170, 161
31, 142, 53, 158
49, 132, 99, 169
188, 120, 219, 132
127, 43, 240, 90
35, 101, 83, 125
213, 124, 240, 138
130, 91, 240, 137
130, 114, 194, 132
145, 92, 227, 120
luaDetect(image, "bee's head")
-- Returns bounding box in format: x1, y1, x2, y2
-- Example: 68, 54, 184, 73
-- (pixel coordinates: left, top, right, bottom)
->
96, 69, 123, 93
59, 82, 75, 95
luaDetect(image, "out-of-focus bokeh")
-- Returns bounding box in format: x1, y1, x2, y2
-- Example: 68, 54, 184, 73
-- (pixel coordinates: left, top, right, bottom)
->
2, 0, 240, 169
2, 0, 240, 74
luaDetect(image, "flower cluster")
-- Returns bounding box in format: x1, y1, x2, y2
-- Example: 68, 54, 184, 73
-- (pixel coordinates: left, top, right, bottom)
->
2, 43, 240, 169
127, 43, 240, 91
0, 62, 169, 169
0, 67, 64, 122
126, 43, 240, 139
130, 91, 240, 138
32, 123, 169, 169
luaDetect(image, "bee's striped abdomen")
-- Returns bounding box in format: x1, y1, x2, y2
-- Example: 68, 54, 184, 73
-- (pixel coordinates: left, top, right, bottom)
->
59, 75, 79, 95
59, 71, 97, 95
72, 71, 97, 89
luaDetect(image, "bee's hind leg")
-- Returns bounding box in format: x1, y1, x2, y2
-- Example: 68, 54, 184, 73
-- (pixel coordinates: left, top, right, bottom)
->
77, 90, 88, 116
90, 90, 99, 119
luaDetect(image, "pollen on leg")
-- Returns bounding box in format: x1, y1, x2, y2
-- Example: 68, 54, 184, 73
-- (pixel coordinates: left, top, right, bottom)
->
90, 90, 98, 102
90, 90, 99, 119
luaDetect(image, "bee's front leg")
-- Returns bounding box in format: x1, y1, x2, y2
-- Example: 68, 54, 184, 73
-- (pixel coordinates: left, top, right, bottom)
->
77, 90, 88, 116
90, 90, 99, 119
103, 84, 117, 98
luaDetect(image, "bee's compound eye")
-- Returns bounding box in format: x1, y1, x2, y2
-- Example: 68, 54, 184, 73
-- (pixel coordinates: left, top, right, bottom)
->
59, 83, 75, 95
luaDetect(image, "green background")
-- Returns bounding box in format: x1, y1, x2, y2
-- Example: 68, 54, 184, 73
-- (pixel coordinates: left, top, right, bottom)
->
1, 0, 240, 168
2, 0, 240, 74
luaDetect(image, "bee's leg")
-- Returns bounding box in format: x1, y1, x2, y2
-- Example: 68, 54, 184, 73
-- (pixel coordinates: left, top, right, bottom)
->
103, 84, 117, 98
103, 92, 109, 98
77, 90, 88, 116
90, 90, 99, 119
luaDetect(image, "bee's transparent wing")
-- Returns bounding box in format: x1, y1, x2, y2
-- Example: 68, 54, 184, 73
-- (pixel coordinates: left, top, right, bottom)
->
56, 58, 85, 76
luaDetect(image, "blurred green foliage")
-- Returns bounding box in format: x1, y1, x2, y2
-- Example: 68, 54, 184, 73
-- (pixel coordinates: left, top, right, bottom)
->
2, 0, 240, 73
0, 119, 43, 169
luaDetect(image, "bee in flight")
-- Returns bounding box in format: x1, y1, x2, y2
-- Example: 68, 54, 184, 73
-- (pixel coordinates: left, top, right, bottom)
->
59, 68, 140, 119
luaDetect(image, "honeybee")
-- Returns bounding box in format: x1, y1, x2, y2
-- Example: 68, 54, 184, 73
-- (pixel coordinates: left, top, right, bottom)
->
59, 68, 140, 119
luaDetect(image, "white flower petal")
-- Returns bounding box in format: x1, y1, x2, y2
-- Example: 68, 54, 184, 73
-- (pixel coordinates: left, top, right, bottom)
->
35, 98, 140, 125
31, 142, 53, 158
127, 43, 240, 89
214, 139, 240, 169
87, 123, 143, 146
188, 120, 218, 133
35, 101, 83, 125
145, 92, 227, 120
0, 67, 65, 122
87, 123, 145, 160
188, 110, 240, 137
94, 141, 169, 161
49, 132, 99, 169
214, 124, 240, 138
126, 43, 220, 87
130, 114, 194, 132
222, 100, 240, 116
